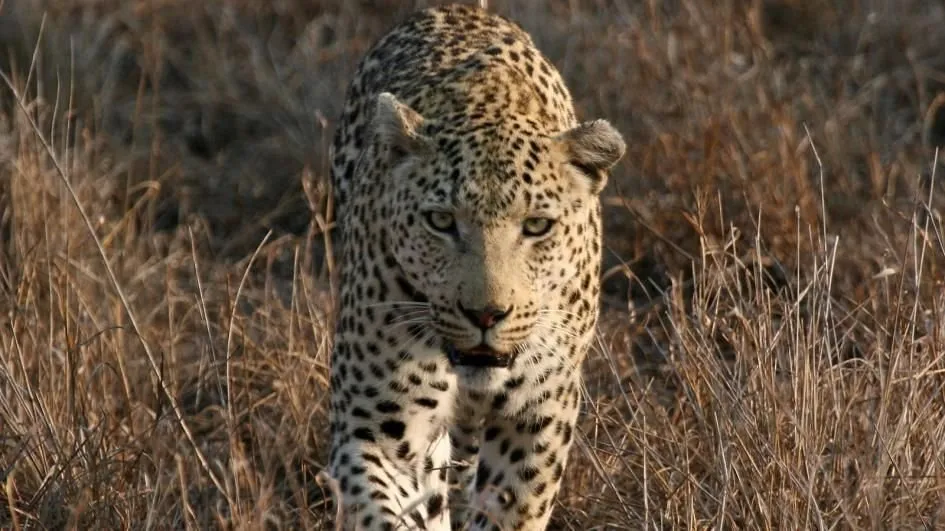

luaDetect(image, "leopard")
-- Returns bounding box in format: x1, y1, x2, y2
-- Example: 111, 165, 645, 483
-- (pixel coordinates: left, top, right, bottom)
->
325, 4, 625, 530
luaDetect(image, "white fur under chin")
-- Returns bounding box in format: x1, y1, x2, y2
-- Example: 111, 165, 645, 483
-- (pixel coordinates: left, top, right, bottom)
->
453, 365, 511, 394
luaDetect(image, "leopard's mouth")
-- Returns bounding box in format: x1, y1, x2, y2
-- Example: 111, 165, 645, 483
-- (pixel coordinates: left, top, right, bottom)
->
445, 343, 516, 368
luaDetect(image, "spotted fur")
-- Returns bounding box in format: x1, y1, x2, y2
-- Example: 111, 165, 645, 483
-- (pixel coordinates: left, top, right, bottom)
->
327, 5, 625, 530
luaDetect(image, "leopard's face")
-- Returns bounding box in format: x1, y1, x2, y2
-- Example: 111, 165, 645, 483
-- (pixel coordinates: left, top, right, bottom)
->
375, 95, 622, 369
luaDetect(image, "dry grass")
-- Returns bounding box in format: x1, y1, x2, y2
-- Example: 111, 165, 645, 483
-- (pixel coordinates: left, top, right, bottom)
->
2, 0, 945, 528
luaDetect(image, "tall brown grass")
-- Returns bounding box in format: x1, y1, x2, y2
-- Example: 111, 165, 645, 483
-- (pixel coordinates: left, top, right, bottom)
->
2, 0, 944, 528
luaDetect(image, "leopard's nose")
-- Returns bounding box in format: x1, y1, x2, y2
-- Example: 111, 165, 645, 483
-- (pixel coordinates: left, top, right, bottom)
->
458, 303, 513, 330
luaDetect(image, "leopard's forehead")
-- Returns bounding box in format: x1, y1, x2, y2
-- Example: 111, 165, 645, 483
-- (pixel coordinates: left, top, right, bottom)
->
417, 120, 570, 218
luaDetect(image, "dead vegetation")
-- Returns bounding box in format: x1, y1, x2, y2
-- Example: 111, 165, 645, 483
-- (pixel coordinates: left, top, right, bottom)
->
1, 0, 944, 528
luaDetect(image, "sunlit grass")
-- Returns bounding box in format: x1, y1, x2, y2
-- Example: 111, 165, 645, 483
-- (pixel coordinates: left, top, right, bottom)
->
2, 0, 944, 528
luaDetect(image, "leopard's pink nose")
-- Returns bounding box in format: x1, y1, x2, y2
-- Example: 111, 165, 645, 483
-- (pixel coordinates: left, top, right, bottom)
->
458, 304, 512, 330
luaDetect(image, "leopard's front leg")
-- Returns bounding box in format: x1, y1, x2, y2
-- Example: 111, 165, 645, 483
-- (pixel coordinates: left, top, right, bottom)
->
328, 342, 456, 530
460, 372, 582, 531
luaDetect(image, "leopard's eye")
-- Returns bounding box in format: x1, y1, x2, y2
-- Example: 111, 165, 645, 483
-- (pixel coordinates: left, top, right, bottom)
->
424, 211, 457, 233
522, 217, 555, 237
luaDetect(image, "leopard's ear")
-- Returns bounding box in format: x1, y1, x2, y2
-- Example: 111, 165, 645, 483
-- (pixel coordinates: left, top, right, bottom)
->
374, 92, 433, 159
554, 119, 626, 195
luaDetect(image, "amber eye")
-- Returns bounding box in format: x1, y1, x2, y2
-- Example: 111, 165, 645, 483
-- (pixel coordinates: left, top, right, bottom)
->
424, 211, 457, 233
522, 217, 555, 237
